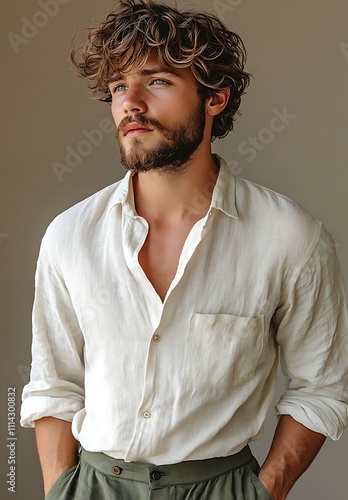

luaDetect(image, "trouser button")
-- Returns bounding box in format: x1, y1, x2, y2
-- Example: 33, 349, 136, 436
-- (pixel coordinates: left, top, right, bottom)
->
150, 470, 162, 481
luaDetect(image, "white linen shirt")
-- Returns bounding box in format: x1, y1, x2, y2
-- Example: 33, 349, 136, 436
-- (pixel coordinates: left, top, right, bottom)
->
21, 155, 348, 465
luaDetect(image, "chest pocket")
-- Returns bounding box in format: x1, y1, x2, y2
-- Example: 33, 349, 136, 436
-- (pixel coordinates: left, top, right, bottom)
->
182, 313, 265, 389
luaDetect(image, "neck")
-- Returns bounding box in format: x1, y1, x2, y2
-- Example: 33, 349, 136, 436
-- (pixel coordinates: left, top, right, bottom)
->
133, 153, 218, 223
132, 149, 219, 225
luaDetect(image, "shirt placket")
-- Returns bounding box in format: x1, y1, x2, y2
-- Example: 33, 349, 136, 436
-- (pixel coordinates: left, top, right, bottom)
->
124, 209, 214, 460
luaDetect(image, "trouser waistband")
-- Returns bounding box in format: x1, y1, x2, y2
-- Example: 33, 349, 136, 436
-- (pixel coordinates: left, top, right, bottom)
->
80, 446, 253, 486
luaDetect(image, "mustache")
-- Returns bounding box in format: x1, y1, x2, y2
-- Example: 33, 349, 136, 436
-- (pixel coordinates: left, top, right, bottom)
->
117, 115, 165, 136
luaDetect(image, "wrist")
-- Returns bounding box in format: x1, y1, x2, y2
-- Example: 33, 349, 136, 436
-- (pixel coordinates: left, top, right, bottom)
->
258, 468, 284, 500
44, 462, 77, 495
258, 454, 292, 500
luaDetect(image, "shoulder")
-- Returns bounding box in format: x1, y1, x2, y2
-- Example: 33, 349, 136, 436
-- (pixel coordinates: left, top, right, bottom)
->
42, 177, 125, 250
235, 176, 324, 264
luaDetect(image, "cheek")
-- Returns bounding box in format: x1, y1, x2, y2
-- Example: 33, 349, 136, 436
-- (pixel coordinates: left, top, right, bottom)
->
112, 113, 122, 131
111, 108, 119, 126
110, 106, 122, 128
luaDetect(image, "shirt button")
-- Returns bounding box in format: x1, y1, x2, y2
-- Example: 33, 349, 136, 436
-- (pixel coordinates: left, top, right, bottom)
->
153, 334, 161, 342
143, 411, 151, 419
112, 466, 122, 475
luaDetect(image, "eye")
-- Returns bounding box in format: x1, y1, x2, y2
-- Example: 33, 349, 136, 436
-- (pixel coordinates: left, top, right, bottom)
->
112, 84, 127, 93
151, 78, 169, 86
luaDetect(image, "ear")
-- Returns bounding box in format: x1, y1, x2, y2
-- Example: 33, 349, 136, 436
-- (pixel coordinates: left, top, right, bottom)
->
206, 87, 230, 117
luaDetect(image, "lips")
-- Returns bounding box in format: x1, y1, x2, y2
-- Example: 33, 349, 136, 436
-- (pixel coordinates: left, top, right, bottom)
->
123, 122, 152, 136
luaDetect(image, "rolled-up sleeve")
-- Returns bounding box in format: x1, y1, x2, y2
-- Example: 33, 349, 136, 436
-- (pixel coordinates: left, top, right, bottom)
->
20, 227, 85, 428
274, 224, 348, 439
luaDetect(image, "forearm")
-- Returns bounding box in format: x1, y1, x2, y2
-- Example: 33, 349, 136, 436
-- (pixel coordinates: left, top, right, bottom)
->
258, 415, 326, 500
35, 416, 80, 495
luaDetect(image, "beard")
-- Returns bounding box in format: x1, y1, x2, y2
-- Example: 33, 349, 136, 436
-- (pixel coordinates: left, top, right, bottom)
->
116, 98, 206, 176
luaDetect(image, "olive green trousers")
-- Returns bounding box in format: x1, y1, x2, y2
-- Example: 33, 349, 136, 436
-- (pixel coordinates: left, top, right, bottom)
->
45, 445, 272, 499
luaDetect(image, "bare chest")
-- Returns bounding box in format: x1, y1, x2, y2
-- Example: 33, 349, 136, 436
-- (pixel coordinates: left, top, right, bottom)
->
138, 224, 194, 302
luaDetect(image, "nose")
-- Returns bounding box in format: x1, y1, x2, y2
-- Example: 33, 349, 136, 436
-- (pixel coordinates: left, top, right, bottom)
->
122, 85, 147, 115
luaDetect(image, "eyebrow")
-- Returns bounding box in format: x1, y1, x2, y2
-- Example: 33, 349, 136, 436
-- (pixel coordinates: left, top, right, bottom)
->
109, 67, 182, 83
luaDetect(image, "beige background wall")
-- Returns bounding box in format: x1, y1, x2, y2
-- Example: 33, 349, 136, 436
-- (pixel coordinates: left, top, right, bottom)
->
1, 0, 347, 498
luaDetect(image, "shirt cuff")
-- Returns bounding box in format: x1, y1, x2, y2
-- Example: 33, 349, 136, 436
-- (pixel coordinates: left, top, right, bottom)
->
20, 396, 84, 428
275, 390, 348, 440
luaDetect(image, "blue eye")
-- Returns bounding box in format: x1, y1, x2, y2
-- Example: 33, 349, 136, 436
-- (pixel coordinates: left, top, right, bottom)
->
112, 84, 127, 93
110, 78, 169, 94
152, 79, 168, 85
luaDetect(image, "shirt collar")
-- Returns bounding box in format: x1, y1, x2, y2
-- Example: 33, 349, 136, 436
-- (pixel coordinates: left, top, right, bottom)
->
210, 154, 238, 219
108, 170, 137, 217
109, 154, 238, 219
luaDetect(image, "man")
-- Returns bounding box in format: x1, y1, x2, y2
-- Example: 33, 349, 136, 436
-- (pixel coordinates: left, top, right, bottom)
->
20, 1, 348, 499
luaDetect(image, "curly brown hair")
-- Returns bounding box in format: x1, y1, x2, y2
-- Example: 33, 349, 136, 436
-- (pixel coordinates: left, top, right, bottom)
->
70, 0, 252, 141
